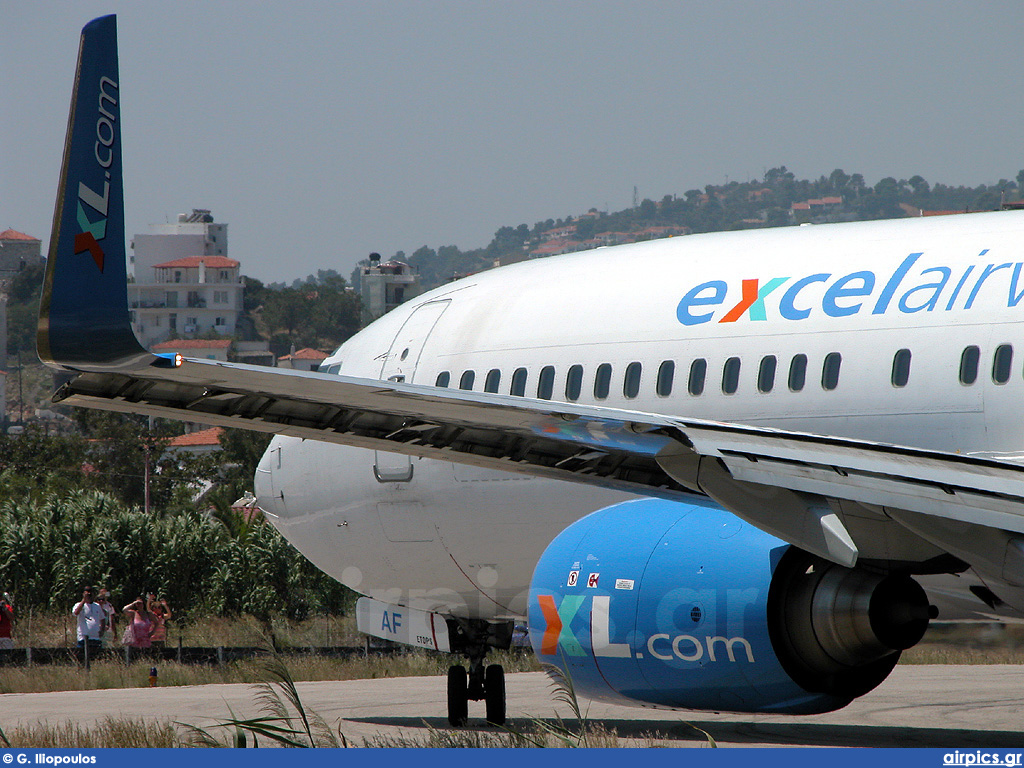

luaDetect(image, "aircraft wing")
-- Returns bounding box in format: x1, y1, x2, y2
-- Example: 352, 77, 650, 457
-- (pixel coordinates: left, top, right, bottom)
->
49, 359, 1024, 570
39, 16, 1024, 586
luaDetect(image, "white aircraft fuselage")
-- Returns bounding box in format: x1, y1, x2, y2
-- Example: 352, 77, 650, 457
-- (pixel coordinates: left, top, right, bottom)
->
255, 210, 1024, 621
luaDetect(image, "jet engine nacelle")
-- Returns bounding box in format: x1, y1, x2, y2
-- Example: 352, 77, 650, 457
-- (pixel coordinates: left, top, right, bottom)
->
528, 497, 931, 714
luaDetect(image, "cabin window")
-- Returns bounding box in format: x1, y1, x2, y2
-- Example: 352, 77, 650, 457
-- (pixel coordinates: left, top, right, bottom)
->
993, 344, 1013, 384
435, 371, 451, 388
788, 354, 807, 391
459, 370, 475, 390
688, 359, 707, 396
892, 349, 912, 388
484, 369, 501, 393
594, 363, 612, 400
722, 357, 741, 395
656, 360, 675, 397
822, 352, 842, 391
960, 346, 980, 385
565, 365, 584, 401
624, 362, 642, 399
757, 355, 777, 393
537, 366, 555, 400
510, 367, 528, 396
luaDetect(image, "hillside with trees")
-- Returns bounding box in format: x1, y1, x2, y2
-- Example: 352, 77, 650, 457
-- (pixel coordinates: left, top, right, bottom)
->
353, 167, 1024, 292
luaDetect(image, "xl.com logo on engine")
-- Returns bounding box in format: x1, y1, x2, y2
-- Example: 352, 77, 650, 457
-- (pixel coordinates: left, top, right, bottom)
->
534, 593, 754, 663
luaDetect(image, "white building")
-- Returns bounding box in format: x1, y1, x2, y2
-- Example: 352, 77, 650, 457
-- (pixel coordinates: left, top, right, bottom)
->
359, 259, 420, 323
131, 256, 243, 347
129, 210, 243, 347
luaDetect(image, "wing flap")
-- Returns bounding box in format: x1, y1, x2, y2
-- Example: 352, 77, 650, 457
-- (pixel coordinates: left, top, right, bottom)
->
681, 424, 1024, 534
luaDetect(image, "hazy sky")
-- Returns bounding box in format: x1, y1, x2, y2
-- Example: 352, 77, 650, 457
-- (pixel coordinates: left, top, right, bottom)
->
4, 1, 1024, 284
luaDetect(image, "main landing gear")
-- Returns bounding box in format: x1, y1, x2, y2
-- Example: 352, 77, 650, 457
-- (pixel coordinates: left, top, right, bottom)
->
445, 619, 512, 727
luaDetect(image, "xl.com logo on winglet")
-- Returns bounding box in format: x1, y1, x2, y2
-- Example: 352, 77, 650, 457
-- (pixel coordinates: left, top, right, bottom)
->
73, 75, 119, 273
676, 250, 1024, 325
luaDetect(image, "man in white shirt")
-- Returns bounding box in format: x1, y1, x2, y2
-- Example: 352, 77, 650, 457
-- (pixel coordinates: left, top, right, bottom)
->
96, 587, 116, 647
71, 586, 104, 652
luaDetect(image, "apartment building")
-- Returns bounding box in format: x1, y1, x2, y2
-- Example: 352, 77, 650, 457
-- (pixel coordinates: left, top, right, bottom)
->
131, 255, 243, 347
129, 210, 242, 347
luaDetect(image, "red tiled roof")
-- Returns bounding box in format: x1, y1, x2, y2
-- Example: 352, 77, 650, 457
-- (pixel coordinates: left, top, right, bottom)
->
168, 426, 224, 447
280, 347, 328, 360
152, 255, 239, 269
152, 339, 232, 350
0, 229, 39, 241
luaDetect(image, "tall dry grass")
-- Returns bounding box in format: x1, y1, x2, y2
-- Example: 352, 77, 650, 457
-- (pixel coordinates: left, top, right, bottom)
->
0, 648, 538, 694
0, 717, 178, 748
900, 622, 1024, 665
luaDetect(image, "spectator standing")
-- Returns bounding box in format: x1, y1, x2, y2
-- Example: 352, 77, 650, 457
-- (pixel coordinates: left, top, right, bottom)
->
72, 587, 104, 652
0, 593, 14, 650
121, 597, 154, 649
96, 588, 116, 647
148, 594, 172, 650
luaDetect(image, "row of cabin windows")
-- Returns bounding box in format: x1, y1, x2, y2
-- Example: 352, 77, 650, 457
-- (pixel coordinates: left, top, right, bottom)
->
435, 353, 846, 400
328, 345, 1010, 392
959, 344, 1018, 385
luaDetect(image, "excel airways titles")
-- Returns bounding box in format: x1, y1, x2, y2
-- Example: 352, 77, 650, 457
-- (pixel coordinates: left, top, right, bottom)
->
676, 251, 1024, 325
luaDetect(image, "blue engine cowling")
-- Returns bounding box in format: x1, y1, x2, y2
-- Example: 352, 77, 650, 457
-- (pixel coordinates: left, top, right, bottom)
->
528, 497, 931, 715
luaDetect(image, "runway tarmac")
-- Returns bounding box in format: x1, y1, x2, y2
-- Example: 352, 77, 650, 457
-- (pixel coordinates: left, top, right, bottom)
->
1, 666, 1022, 747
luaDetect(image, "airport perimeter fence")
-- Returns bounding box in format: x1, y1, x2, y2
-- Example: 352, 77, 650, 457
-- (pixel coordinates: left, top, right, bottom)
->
0, 638, 406, 668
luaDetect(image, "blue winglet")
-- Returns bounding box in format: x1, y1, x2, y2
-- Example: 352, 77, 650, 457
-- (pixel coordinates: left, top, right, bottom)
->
37, 15, 155, 372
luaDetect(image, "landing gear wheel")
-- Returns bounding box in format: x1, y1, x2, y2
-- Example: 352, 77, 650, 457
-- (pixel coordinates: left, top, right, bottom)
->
484, 663, 506, 725
447, 664, 468, 726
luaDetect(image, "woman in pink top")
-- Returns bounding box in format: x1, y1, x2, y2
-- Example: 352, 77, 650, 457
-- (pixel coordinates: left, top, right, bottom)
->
121, 597, 154, 649
147, 594, 172, 649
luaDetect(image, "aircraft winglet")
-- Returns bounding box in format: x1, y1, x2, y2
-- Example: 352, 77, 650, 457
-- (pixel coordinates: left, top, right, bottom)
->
38, 15, 156, 372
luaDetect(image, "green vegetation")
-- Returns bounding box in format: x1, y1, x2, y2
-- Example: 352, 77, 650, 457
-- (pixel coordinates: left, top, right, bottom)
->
0, 401, 328, 624
0, 484, 352, 622
246, 268, 361, 357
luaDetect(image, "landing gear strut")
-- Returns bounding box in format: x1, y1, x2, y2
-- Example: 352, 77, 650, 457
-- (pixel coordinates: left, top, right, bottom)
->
444, 619, 512, 727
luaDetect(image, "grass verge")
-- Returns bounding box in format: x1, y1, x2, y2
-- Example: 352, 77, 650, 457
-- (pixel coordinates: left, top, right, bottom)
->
0, 648, 538, 694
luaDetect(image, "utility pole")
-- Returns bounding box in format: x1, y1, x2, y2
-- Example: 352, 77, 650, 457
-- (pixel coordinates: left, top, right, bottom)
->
144, 415, 153, 514
16, 350, 23, 425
